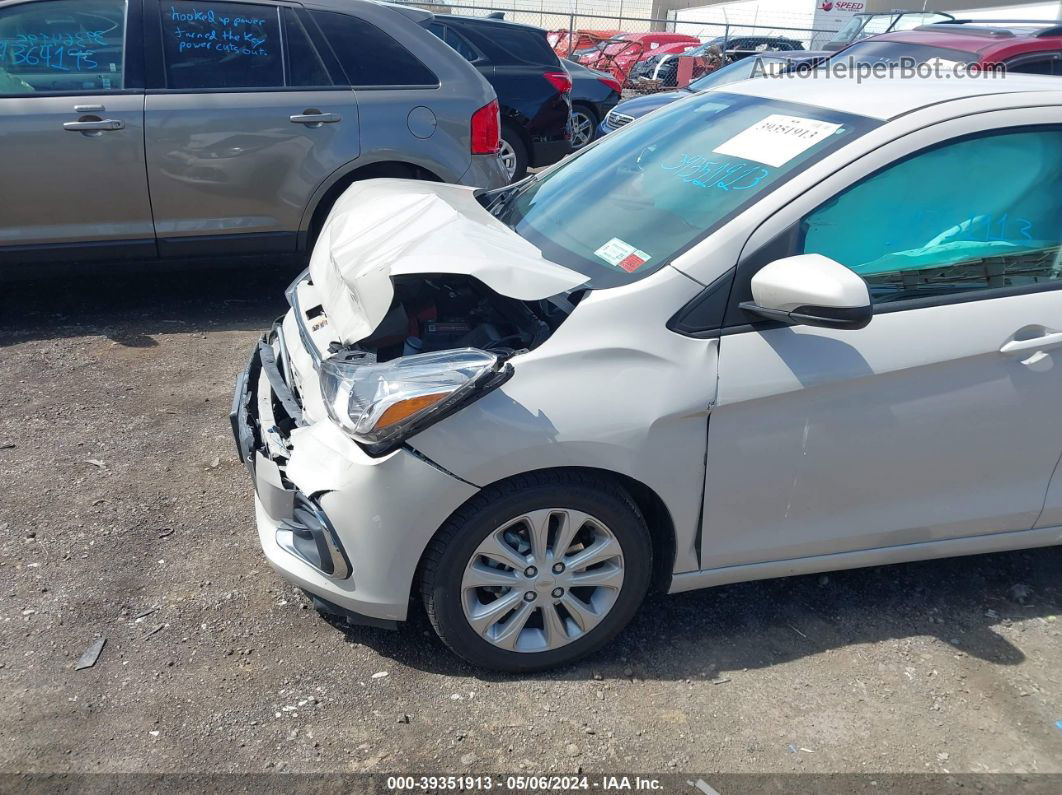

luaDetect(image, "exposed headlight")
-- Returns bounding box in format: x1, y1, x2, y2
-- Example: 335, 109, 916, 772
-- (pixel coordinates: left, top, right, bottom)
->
320, 348, 508, 454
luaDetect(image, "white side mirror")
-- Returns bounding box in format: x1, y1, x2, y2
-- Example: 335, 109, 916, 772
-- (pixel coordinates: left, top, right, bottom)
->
742, 254, 872, 330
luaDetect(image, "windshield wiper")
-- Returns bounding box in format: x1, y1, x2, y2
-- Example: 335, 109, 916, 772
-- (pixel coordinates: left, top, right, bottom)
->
482, 173, 538, 218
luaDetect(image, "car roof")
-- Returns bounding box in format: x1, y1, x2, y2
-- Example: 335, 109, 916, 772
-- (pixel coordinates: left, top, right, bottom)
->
441, 13, 547, 34
623, 32, 697, 40
864, 23, 1062, 56
306, 0, 432, 23
720, 73, 1062, 120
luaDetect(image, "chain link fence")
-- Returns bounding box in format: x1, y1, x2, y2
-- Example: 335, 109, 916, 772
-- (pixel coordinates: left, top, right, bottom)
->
397, 1, 843, 48
399, 1, 841, 94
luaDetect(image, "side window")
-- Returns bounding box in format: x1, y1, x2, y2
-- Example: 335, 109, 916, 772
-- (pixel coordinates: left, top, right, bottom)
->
311, 10, 437, 87
800, 129, 1062, 305
0, 0, 127, 94
160, 1, 282, 90
1007, 55, 1062, 76
428, 23, 480, 63
282, 8, 330, 87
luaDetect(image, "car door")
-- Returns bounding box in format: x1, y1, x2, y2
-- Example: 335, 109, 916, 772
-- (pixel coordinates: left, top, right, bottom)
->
143, 0, 358, 257
700, 112, 1062, 571
0, 0, 153, 263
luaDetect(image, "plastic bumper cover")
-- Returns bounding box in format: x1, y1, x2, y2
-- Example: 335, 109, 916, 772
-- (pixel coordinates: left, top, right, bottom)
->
231, 333, 479, 622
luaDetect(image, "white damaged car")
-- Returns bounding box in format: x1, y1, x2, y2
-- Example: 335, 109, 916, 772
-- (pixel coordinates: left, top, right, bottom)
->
233, 75, 1062, 672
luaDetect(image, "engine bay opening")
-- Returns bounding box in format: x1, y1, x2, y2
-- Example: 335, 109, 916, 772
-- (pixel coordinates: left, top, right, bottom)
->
350, 274, 581, 362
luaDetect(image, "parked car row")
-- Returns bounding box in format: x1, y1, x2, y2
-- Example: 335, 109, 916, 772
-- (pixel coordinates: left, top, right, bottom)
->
601, 19, 1062, 138
626, 34, 805, 87
0, 0, 510, 266
0, 0, 623, 266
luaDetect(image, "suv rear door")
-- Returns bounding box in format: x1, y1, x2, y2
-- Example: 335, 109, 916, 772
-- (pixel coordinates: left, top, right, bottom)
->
0, 0, 153, 264
143, 0, 358, 257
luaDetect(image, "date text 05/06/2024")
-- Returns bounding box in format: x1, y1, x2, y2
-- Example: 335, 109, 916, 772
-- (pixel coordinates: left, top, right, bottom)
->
385, 775, 666, 791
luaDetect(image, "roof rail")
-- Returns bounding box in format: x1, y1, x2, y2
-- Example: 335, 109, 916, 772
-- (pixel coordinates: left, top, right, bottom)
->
936, 18, 1061, 26
917, 23, 1014, 37
1035, 26, 1062, 38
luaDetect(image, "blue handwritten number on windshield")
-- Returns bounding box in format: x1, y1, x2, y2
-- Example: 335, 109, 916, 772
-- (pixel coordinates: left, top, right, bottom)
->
661, 152, 770, 192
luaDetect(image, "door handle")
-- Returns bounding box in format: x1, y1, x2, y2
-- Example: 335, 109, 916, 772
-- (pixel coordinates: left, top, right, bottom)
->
290, 112, 341, 127
1000, 332, 1062, 355
63, 119, 124, 132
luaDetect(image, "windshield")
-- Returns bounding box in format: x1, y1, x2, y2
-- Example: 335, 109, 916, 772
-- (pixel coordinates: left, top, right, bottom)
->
603, 35, 639, 55
494, 93, 877, 288
838, 39, 980, 66
688, 57, 765, 90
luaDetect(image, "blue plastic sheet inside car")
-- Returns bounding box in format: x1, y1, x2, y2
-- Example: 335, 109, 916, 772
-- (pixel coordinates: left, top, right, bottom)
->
803, 130, 1062, 279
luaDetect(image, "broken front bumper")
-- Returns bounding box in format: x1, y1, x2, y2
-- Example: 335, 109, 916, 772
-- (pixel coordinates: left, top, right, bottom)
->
230, 325, 478, 623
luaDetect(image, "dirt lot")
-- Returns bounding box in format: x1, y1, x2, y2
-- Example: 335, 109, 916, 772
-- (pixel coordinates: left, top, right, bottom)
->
1, 266, 1061, 778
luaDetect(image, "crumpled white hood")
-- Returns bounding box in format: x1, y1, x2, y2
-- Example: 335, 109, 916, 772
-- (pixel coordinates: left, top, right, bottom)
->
308, 179, 588, 344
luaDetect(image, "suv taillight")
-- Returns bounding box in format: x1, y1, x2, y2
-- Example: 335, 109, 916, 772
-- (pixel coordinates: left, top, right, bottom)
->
597, 75, 622, 94
470, 99, 500, 155
543, 70, 573, 95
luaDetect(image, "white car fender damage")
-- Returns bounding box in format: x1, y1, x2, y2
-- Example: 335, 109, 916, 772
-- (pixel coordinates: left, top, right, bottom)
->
406, 264, 716, 575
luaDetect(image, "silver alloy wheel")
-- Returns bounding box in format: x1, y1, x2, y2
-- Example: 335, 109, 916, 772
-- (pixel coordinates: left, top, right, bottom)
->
461, 509, 625, 653
498, 138, 518, 180
570, 109, 595, 149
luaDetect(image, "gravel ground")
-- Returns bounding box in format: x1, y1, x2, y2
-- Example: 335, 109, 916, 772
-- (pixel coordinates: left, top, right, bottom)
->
1, 266, 1061, 777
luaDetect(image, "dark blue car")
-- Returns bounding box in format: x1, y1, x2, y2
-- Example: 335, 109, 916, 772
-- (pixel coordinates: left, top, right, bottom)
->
598, 51, 828, 137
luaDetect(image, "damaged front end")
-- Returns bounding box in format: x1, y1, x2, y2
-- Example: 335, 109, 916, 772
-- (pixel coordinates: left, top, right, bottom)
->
230, 180, 587, 608
287, 267, 575, 456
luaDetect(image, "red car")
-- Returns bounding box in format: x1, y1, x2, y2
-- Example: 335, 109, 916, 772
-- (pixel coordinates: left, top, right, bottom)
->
836, 18, 1062, 74
575, 32, 700, 84
547, 29, 619, 58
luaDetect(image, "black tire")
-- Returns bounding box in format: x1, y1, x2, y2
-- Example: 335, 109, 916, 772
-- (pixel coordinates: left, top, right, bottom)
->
420, 471, 652, 673
499, 126, 529, 183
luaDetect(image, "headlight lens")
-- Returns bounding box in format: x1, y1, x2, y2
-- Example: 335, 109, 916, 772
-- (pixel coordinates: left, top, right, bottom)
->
320, 348, 502, 451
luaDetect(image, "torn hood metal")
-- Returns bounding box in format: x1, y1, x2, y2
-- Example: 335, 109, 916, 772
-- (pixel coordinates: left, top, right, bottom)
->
308, 179, 589, 344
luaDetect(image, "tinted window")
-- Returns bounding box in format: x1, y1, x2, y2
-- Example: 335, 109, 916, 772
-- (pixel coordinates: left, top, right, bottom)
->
161, 1, 282, 89
0, 0, 127, 94
799, 129, 1062, 305
428, 22, 480, 63
312, 10, 436, 87
1008, 56, 1062, 76
282, 7, 330, 87
836, 40, 980, 66
495, 93, 874, 288
484, 24, 557, 65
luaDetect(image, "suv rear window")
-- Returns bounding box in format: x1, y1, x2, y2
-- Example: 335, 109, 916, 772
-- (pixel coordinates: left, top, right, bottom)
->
483, 24, 557, 65
311, 10, 437, 87
161, 1, 282, 89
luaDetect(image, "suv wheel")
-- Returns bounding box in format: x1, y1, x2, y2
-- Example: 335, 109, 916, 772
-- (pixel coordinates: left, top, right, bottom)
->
570, 105, 597, 150
420, 472, 652, 672
498, 129, 528, 183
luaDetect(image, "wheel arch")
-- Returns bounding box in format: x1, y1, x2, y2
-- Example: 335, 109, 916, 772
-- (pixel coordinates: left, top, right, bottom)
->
299, 160, 444, 252
571, 100, 599, 123
499, 116, 532, 153
413, 465, 677, 599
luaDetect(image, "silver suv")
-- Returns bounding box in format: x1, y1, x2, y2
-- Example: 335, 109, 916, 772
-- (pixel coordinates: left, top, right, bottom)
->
0, 0, 507, 266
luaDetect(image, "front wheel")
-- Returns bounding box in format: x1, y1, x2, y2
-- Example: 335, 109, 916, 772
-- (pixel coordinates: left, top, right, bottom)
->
420, 472, 652, 672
